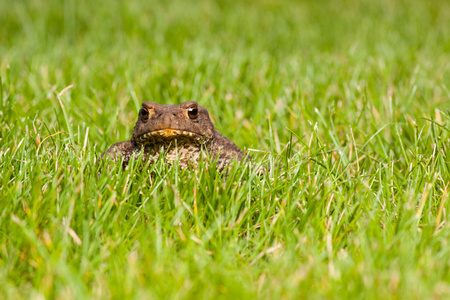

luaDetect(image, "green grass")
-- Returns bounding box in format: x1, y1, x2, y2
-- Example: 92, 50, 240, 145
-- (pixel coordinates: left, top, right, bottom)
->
1, 0, 450, 298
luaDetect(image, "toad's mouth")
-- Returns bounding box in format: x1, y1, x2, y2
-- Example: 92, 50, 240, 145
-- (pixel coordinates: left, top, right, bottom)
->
136, 129, 204, 144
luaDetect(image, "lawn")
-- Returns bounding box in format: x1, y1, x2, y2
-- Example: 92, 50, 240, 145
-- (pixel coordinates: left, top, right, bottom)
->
1, 0, 450, 298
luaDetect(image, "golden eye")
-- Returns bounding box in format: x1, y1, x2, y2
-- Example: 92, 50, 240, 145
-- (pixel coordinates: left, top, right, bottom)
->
188, 106, 198, 119
140, 107, 149, 120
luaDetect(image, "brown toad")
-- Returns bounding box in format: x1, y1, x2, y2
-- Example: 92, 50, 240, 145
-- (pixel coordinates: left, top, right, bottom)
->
103, 101, 245, 170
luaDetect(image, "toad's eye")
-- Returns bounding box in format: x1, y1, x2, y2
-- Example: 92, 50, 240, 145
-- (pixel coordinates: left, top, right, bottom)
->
188, 106, 198, 119
140, 108, 149, 120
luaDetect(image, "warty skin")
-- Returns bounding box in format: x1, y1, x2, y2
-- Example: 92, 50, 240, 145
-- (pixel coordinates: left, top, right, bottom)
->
103, 101, 245, 171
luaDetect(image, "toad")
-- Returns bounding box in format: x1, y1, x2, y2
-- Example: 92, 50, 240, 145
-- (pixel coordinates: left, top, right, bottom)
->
103, 101, 245, 170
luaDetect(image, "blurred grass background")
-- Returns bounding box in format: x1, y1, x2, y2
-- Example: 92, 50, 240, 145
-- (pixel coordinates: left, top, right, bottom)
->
1, 0, 448, 150
1, 0, 450, 298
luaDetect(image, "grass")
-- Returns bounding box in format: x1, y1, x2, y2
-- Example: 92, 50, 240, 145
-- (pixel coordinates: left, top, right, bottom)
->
1, 0, 450, 298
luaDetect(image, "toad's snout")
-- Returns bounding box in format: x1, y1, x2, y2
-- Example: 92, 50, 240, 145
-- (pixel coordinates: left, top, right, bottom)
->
160, 111, 179, 129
